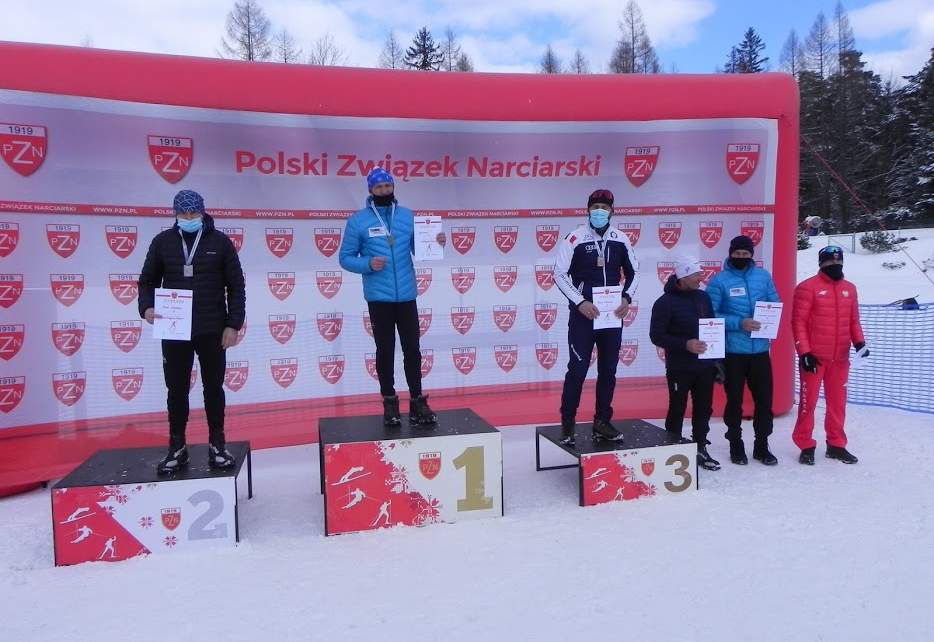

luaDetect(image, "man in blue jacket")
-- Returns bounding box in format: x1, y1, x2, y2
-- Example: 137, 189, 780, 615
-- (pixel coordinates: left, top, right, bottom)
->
339, 168, 444, 427
707, 235, 780, 466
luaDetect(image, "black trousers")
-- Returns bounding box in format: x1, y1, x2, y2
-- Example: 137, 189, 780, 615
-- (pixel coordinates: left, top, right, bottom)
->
162, 334, 226, 448
368, 300, 423, 398
723, 352, 774, 442
665, 367, 715, 443
560, 311, 622, 422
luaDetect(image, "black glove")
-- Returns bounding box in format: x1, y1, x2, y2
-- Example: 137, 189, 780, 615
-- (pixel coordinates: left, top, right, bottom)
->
800, 353, 819, 373
714, 362, 726, 384
854, 342, 870, 357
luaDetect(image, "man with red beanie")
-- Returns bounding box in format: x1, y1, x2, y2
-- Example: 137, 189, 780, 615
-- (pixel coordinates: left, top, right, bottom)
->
792, 245, 868, 465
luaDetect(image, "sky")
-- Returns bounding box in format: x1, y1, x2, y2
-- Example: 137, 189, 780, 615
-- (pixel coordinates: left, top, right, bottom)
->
0, 0, 931, 81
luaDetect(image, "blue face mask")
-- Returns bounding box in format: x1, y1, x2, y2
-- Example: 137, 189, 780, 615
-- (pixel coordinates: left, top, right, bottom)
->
177, 216, 203, 233
589, 209, 610, 229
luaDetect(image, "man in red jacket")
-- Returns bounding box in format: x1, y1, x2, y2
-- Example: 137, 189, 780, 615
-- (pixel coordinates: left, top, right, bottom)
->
792, 246, 868, 465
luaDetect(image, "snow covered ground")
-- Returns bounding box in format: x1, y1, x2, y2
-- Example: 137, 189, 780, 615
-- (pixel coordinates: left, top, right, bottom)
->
3, 403, 934, 642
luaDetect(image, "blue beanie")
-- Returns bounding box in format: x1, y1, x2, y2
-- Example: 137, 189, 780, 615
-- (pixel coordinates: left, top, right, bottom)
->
173, 190, 205, 214
366, 168, 394, 191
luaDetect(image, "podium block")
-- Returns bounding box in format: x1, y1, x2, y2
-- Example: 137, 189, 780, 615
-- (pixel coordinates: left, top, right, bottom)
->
319, 409, 502, 536
536, 421, 697, 507
51, 442, 252, 566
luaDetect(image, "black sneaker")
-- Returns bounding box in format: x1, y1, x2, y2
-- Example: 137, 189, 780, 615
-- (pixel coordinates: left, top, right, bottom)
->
208, 444, 235, 469
826, 445, 858, 464
383, 395, 401, 427
729, 439, 748, 465
697, 446, 721, 471
592, 418, 624, 442
409, 394, 438, 426
753, 439, 778, 466
799, 447, 816, 465
157, 445, 189, 475
559, 417, 576, 447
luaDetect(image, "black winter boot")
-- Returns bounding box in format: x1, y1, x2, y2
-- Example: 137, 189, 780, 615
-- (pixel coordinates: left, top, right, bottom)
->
826, 445, 858, 464
560, 417, 576, 447
157, 444, 189, 475
729, 439, 748, 465
753, 438, 778, 466
799, 447, 816, 465
383, 395, 401, 427
592, 418, 624, 442
409, 394, 438, 426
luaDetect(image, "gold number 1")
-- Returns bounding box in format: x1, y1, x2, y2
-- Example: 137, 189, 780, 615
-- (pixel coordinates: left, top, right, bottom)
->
453, 446, 494, 511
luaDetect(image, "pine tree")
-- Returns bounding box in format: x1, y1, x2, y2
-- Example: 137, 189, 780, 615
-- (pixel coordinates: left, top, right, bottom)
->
805, 11, 834, 78
220, 0, 272, 62
378, 30, 404, 69
540, 45, 561, 74
889, 48, 934, 222
731, 28, 769, 72
404, 27, 444, 71
780, 29, 805, 77
834, 1, 856, 73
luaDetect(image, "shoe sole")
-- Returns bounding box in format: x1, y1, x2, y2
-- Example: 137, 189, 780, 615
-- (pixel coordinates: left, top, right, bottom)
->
826, 454, 857, 464
731, 458, 748, 465
754, 457, 778, 466
699, 462, 721, 471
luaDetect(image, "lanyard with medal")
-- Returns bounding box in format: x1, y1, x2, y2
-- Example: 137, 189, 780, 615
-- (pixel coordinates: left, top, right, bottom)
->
179, 227, 203, 278
370, 201, 396, 247
596, 234, 608, 285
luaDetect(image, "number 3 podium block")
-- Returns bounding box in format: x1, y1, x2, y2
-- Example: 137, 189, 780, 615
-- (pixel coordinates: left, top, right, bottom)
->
51, 442, 252, 566
319, 409, 503, 536
536, 421, 697, 507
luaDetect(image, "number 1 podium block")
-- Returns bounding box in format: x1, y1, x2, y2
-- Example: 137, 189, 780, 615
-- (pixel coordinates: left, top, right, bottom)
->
536, 421, 697, 507
319, 409, 503, 536
51, 442, 252, 566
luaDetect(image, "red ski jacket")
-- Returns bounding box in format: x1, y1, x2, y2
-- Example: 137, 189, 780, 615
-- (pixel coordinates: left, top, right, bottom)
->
792, 272, 865, 362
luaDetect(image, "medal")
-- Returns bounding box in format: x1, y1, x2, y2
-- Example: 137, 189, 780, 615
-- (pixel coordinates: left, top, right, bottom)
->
597, 257, 605, 268
183, 265, 194, 277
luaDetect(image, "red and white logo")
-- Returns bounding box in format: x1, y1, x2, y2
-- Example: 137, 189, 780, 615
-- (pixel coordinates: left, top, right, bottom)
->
421, 349, 434, 378
161, 507, 182, 531
314, 227, 341, 257
50, 274, 84, 307
494, 344, 518, 372
536, 225, 560, 252
625, 146, 659, 187
451, 267, 476, 294
109, 273, 139, 306
0, 222, 19, 258
418, 308, 432, 337
53, 371, 86, 407
364, 353, 378, 380
105, 225, 138, 259
493, 226, 518, 253
493, 265, 518, 293
270, 358, 298, 389
534, 303, 558, 331
316, 271, 342, 299
112, 367, 143, 401
111, 320, 142, 353
656, 262, 677, 284
641, 458, 655, 476
265, 227, 294, 258
451, 226, 476, 255
218, 227, 244, 253
536, 342, 558, 370
619, 339, 639, 367
452, 347, 477, 375
0, 324, 24, 361
623, 302, 638, 328
656, 346, 666, 362
415, 267, 433, 296
451, 306, 476, 335
493, 305, 517, 333
316, 312, 343, 342
51, 322, 85, 357
267, 272, 296, 301
699, 221, 723, 249
535, 263, 555, 291
658, 222, 682, 250
419, 451, 441, 480
224, 361, 249, 392
726, 143, 760, 184
0, 376, 25, 413
0, 123, 47, 177
741, 221, 765, 246
617, 222, 641, 247
362, 311, 373, 337
268, 314, 296, 344
148, 135, 193, 184
318, 355, 345, 384
46, 224, 80, 258
0, 274, 24, 309
700, 260, 722, 284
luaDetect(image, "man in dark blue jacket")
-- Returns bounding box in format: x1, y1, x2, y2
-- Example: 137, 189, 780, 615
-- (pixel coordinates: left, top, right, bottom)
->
650, 258, 722, 470
339, 168, 443, 427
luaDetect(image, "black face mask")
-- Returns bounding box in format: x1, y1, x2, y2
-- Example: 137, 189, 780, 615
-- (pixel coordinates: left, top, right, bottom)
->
821, 264, 844, 280
372, 193, 394, 207
729, 257, 752, 270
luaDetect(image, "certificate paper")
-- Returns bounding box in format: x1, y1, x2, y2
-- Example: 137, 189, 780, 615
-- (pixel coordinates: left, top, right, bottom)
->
750, 301, 783, 339
593, 286, 623, 330
414, 215, 443, 261
698, 318, 725, 359
153, 288, 193, 340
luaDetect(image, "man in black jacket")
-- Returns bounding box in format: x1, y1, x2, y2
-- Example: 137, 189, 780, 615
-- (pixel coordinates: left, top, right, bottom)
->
649, 258, 721, 470
138, 190, 246, 474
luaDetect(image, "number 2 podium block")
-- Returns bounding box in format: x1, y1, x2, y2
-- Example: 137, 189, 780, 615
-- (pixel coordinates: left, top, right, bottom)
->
536, 421, 697, 507
51, 442, 252, 566
319, 409, 503, 536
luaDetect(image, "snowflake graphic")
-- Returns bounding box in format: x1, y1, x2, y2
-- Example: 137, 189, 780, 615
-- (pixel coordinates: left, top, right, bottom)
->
389, 467, 409, 493
101, 505, 115, 515
139, 516, 153, 529
164, 536, 177, 547
100, 485, 129, 504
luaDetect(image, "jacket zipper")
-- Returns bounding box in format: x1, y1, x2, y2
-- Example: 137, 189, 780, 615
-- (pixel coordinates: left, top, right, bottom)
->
832, 278, 839, 363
